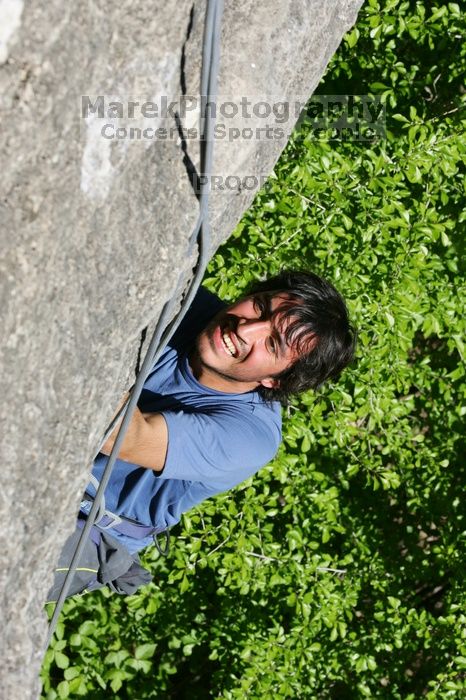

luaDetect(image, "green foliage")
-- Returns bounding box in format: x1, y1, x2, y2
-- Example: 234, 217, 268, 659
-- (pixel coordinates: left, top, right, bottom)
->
42, 2, 465, 698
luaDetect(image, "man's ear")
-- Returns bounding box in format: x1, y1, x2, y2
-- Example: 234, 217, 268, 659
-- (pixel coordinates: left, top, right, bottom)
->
259, 377, 280, 389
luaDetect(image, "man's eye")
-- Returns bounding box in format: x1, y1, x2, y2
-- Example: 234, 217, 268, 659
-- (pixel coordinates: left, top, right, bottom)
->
267, 338, 276, 355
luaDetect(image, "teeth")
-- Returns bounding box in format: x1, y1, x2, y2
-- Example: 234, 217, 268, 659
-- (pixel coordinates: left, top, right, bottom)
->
222, 331, 236, 356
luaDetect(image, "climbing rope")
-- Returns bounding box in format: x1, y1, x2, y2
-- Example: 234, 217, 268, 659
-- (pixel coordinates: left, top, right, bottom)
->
46, 0, 224, 648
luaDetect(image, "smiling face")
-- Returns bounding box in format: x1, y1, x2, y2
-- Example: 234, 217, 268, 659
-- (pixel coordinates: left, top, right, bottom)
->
189, 291, 309, 393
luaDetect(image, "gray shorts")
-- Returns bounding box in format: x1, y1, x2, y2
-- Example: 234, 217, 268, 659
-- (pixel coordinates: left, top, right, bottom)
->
46, 525, 152, 603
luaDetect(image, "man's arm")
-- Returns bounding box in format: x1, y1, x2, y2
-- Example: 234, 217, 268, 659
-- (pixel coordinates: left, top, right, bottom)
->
100, 403, 168, 472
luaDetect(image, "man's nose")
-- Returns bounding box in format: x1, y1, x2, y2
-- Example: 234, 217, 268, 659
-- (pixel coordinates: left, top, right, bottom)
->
237, 318, 271, 342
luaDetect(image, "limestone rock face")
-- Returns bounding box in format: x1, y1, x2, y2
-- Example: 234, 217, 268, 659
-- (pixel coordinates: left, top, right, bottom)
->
0, 1, 363, 696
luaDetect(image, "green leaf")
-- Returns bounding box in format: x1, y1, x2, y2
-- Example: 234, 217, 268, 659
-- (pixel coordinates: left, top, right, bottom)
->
54, 652, 69, 670
180, 576, 190, 593
369, 82, 390, 91
63, 667, 80, 681
346, 27, 360, 48
78, 621, 95, 636
110, 677, 123, 692
135, 643, 157, 660
57, 681, 69, 699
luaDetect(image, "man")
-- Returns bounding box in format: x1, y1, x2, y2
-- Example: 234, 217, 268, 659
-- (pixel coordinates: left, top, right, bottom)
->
48, 269, 355, 601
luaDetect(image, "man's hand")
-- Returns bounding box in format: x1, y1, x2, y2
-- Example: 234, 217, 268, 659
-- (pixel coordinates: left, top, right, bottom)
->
100, 398, 168, 472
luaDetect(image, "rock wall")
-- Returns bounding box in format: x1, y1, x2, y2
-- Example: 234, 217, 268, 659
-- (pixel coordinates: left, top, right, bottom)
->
0, 1, 364, 696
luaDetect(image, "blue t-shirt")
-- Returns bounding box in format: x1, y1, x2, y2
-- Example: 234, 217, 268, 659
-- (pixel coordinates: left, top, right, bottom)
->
90, 287, 282, 553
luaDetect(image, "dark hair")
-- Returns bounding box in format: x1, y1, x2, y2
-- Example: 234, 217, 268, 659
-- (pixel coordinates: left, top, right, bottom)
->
246, 270, 356, 404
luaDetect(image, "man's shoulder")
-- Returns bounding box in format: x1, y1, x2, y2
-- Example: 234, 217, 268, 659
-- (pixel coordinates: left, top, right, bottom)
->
212, 395, 282, 454
161, 395, 282, 485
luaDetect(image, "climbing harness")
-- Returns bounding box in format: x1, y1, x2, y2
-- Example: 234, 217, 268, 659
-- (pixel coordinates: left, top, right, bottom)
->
79, 475, 170, 555
79, 475, 163, 540
46, 0, 224, 648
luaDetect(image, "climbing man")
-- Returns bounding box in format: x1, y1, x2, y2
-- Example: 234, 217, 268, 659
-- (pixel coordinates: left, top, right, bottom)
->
48, 269, 356, 601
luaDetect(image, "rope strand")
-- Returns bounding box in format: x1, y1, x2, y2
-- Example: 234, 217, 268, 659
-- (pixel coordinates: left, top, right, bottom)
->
45, 0, 224, 649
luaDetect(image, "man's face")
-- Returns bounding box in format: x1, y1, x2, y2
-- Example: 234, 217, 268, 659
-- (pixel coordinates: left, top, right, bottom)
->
190, 291, 307, 393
